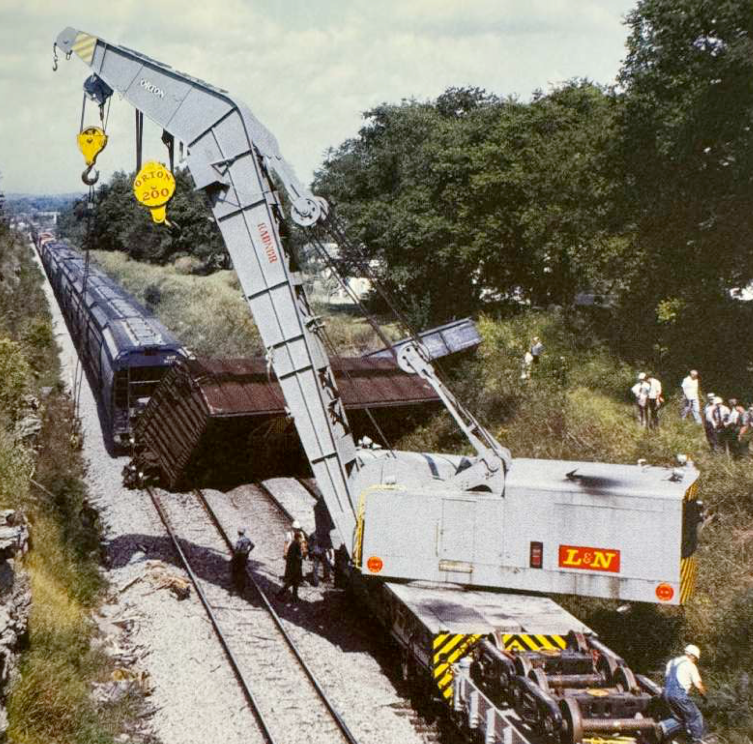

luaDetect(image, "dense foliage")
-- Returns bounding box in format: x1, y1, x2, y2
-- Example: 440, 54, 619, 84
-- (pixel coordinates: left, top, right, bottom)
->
313, 0, 753, 394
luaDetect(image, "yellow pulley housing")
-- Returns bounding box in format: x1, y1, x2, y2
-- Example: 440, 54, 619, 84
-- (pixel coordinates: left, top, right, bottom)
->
133, 161, 176, 225
77, 126, 108, 166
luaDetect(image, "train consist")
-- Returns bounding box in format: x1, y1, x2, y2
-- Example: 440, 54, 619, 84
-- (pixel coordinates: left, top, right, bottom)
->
34, 233, 188, 447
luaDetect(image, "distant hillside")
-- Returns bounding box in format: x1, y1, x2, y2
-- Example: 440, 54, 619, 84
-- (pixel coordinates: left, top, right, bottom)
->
6, 193, 83, 214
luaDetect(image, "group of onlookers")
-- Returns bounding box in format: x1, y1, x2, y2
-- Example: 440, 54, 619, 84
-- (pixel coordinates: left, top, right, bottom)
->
631, 368, 752, 457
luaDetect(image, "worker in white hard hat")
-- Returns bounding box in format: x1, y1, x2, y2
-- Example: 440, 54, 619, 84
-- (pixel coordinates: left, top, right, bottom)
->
663, 644, 707, 743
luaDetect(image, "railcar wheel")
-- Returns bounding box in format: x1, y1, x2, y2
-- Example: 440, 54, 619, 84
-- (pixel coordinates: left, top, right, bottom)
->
560, 698, 584, 744
613, 665, 638, 693
529, 667, 551, 694
596, 652, 619, 684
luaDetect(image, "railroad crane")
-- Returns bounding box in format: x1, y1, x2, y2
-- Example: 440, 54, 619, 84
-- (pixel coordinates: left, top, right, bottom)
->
53, 27, 701, 609
53, 28, 710, 744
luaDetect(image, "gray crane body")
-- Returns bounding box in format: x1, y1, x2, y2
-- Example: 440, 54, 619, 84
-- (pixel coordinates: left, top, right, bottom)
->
55, 28, 700, 606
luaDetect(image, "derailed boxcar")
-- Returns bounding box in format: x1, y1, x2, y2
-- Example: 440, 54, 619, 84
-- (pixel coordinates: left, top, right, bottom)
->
133, 357, 441, 489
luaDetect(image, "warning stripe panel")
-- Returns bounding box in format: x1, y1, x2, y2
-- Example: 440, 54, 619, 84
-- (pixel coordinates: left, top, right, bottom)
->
432, 633, 482, 700
502, 633, 567, 652
72, 33, 98, 65
680, 556, 697, 604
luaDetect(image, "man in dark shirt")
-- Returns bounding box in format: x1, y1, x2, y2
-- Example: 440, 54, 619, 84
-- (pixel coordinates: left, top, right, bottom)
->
230, 528, 254, 593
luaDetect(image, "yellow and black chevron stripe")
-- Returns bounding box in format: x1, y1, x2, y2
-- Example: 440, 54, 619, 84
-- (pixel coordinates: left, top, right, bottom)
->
680, 556, 697, 604
433, 632, 482, 700
684, 480, 699, 502
680, 479, 699, 603
501, 633, 567, 653
72, 32, 98, 65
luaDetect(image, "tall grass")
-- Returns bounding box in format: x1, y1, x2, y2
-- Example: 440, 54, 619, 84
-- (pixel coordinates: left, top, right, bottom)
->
90, 251, 398, 358
0, 233, 142, 744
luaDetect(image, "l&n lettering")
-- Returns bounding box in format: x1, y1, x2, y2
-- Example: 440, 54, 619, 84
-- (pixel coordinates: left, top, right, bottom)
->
257, 223, 278, 264
558, 544, 621, 573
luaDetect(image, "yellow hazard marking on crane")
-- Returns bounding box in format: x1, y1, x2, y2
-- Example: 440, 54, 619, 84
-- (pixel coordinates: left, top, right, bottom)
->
680, 481, 699, 604
77, 126, 108, 167
133, 162, 176, 225
501, 633, 567, 652
680, 556, 697, 604
352, 484, 401, 568
432, 633, 482, 701
72, 33, 98, 65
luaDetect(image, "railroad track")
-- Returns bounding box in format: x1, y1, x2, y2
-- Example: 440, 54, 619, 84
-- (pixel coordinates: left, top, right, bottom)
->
146, 485, 360, 744
254, 478, 448, 744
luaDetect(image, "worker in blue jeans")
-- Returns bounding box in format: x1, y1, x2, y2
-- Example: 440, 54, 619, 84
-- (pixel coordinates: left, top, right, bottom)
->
663, 644, 707, 743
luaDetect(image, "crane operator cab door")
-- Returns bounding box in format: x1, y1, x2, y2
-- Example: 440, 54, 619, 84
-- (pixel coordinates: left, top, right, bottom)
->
439, 498, 476, 563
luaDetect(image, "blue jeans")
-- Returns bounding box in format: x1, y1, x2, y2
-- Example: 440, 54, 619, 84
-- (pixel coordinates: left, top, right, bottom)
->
682, 397, 702, 424
664, 691, 704, 742
310, 553, 331, 586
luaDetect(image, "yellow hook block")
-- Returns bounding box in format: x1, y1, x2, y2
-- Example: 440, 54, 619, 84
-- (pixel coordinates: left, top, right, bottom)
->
133, 161, 176, 225
77, 126, 108, 167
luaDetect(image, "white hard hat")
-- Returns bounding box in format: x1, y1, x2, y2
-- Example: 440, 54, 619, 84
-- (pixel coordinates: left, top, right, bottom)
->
638, 372, 646, 380
292, 520, 301, 530
685, 644, 700, 659
713, 396, 723, 405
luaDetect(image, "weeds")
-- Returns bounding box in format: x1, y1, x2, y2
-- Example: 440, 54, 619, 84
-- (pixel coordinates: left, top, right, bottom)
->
0, 232, 139, 744
90, 250, 399, 358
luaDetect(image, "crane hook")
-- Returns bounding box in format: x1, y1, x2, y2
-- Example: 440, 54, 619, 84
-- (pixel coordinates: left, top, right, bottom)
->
52, 43, 59, 72
81, 164, 100, 186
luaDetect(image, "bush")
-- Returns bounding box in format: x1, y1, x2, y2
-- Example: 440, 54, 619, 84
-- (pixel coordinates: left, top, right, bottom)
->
0, 337, 31, 422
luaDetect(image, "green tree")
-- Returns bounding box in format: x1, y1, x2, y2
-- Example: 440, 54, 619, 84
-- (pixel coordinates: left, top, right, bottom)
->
314, 83, 622, 325
615, 0, 753, 382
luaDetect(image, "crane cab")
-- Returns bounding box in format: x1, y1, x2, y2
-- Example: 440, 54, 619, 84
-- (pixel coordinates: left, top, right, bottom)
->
355, 456, 700, 606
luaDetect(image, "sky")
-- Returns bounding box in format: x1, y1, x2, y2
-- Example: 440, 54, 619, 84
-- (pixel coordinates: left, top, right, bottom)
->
0, 0, 636, 195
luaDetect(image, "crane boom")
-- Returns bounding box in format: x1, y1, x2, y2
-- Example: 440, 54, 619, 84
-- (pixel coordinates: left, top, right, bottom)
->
54, 27, 360, 546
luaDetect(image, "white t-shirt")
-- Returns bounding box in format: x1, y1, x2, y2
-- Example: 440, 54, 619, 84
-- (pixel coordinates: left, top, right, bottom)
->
648, 378, 662, 400
631, 381, 649, 405
706, 404, 730, 427
665, 656, 701, 692
681, 376, 699, 401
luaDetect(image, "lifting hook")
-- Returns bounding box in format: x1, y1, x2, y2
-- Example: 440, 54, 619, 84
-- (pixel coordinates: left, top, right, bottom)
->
82, 164, 100, 186
52, 43, 58, 72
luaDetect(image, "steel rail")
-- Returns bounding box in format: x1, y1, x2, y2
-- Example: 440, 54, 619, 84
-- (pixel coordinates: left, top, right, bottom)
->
145, 486, 278, 744
192, 488, 361, 744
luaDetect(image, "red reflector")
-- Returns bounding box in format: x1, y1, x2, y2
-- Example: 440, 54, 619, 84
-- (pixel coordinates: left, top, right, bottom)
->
530, 541, 543, 569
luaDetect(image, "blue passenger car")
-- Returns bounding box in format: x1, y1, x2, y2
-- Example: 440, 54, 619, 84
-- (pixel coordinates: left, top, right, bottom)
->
36, 237, 188, 447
